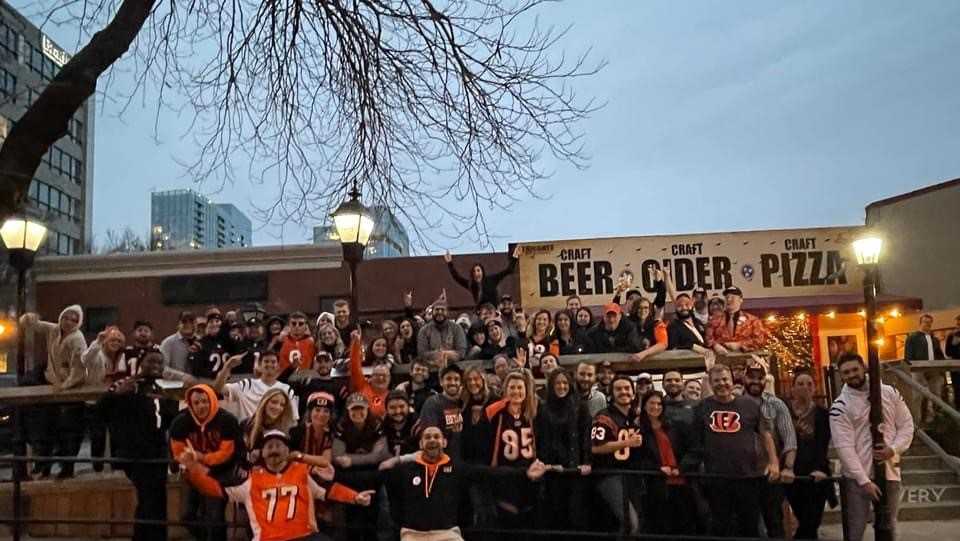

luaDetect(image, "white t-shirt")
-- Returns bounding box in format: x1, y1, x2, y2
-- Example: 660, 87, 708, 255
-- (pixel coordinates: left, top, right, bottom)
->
222, 378, 299, 422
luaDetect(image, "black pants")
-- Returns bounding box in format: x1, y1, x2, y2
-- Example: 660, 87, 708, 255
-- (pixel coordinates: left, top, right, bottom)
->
707, 477, 762, 538
759, 480, 785, 538
86, 403, 108, 468
123, 463, 168, 541
786, 480, 831, 539
26, 403, 85, 475
642, 481, 698, 537
183, 485, 227, 541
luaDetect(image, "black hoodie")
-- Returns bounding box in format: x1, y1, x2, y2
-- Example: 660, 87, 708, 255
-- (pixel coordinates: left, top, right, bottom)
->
535, 370, 592, 468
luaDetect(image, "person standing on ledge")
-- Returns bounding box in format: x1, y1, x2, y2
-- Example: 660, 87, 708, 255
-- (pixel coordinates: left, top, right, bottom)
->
444, 247, 519, 307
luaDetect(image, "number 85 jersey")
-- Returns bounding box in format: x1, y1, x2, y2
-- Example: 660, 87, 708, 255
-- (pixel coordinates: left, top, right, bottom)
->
591, 406, 642, 469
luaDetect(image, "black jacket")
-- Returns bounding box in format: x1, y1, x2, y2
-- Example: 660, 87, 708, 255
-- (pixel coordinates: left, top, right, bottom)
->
905, 331, 945, 361
586, 319, 643, 353
946, 330, 960, 359
447, 257, 517, 307
535, 400, 592, 468
551, 330, 591, 356
97, 379, 179, 462
667, 318, 707, 350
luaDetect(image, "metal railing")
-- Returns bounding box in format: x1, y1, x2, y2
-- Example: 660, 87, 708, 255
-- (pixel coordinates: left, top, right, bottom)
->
0, 454, 845, 541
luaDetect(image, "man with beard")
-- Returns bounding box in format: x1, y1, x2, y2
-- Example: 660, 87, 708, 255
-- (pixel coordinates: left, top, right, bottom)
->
178, 429, 373, 541
234, 317, 267, 375
830, 354, 913, 541
576, 362, 607, 417
596, 360, 616, 402
383, 390, 418, 456
190, 310, 228, 380
278, 311, 318, 376
394, 359, 437, 414
169, 384, 243, 541
417, 300, 467, 368
667, 294, 710, 353
499, 294, 518, 339
416, 365, 465, 459
385, 426, 548, 541
688, 364, 780, 538
662, 371, 697, 428
592, 374, 644, 535
707, 286, 769, 354
290, 351, 349, 418
744, 364, 797, 539
334, 299, 359, 346
692, 286, 710, 325
348, 331, 391, 419
98, 350, 180, 541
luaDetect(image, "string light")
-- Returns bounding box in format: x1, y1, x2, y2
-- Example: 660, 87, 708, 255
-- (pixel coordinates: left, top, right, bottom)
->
825, 311, 837, 319
875, 316, 886, 324
795, 312, 806, 321
874, 337, 886, 347
857, 309, 866, 317
766, 314, 777, 323
889, 309, 901, 318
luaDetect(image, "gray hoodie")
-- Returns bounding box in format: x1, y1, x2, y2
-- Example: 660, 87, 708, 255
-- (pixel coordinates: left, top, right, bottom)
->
20, 305, 88, 389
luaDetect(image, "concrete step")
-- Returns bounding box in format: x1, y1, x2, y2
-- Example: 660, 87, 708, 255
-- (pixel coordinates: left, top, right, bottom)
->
902, 455, 947, 470
902, 470, 960, 485
824, 501, 960, 523
899, 484, 960, 504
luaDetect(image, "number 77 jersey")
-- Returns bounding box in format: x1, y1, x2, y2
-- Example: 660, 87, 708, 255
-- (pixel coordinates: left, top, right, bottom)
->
213, 462, 356, 541
591, 406, 642, 470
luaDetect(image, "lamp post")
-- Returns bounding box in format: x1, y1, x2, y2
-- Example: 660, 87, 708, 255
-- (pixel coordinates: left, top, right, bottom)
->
331, 186, 375, 317
852, 234, 891, 541
1, 216, 48, 541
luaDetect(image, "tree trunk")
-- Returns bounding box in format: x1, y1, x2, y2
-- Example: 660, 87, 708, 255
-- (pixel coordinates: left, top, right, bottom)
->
0, 0, 157, 220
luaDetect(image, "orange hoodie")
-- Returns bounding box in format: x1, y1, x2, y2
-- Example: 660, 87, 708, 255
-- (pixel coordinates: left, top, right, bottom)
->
169, 384, 242, 471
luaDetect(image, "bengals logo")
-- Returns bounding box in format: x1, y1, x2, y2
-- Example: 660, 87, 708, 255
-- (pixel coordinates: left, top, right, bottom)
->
709, 411, 742, 433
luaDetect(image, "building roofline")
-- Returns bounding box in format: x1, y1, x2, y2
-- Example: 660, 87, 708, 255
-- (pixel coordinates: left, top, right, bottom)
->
866, 177, 960, 211
34, 243, 343, 282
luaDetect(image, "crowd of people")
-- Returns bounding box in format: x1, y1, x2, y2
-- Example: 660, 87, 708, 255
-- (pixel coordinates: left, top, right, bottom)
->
15, 254, 918, 541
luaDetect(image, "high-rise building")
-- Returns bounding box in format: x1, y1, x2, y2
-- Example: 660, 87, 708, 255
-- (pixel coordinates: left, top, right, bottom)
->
313, 206, 410, 258
150, 189, 252, 250
0, 3, 95, 256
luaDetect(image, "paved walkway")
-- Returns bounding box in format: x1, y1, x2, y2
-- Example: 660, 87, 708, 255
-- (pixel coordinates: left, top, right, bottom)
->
820, 521, 953, 540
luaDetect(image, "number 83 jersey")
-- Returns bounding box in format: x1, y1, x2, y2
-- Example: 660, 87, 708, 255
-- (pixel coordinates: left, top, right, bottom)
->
591, 406, 642, 469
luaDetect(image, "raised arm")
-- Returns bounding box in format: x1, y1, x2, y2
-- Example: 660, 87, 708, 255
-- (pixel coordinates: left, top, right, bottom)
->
444, 252, 471, 289
487, 250, 519, 284
348, 332, 367, 393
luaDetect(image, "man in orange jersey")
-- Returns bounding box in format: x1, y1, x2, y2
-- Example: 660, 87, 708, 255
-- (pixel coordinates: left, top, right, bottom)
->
178, 430, 373, 541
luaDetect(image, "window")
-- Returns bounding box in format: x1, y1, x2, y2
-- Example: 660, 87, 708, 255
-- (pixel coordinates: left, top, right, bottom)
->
42, 144, 84, 184
0, 20, 18, 59
161, 273, 269, 305
84, 307, 119, 335
67, 116, 83, 145
27, 179, 82, 222
0, 67, 15, 98
25, 44, 57, 82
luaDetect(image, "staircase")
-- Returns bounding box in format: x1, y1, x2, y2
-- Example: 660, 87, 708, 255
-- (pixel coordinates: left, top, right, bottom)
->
824, 438, 960, 523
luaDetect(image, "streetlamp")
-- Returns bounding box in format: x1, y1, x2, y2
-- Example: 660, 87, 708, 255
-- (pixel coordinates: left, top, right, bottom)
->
1, 216, 47, 541
852, 234, 891, 541
331, 187, 375, 316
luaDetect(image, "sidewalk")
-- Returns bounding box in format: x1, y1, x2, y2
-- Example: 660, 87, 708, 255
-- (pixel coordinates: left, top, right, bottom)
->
820, 520, 956, 540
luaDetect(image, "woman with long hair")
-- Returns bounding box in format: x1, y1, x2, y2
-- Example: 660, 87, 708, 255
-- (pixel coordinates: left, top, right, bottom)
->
444, 249, 519, 307
786, 370, 833, 540
535, 369, 591, 533
317, 323, 347, 366
396, 317, 419, 363
82, 326, 126, 471
461, 367, 495, 464
380, 320, 405, 364
289, 392, 336, 467
629, 296, 669, 362
527, 309, 553, 353
550, 309, 589, 356
637, 391, 696, 536
243, 389, 296, 461
575, 307, 595, 331
485, 369, 541, 529
363, 336, 395, 367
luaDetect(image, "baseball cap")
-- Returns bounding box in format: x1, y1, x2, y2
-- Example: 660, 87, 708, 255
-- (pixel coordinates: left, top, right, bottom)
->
386, 389, 409, 404
692, 286, 707, 296
722, 286, 744, 297
246, 317, 263, 327
260, 429, 290, 447
603, 303, 622, 315
637, 372, 653, 382
205, 308, 223, 321
346, 392, 369, 409
306, 392, 335, 410
500, 294, 513, 302
599, 360, 614, 370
